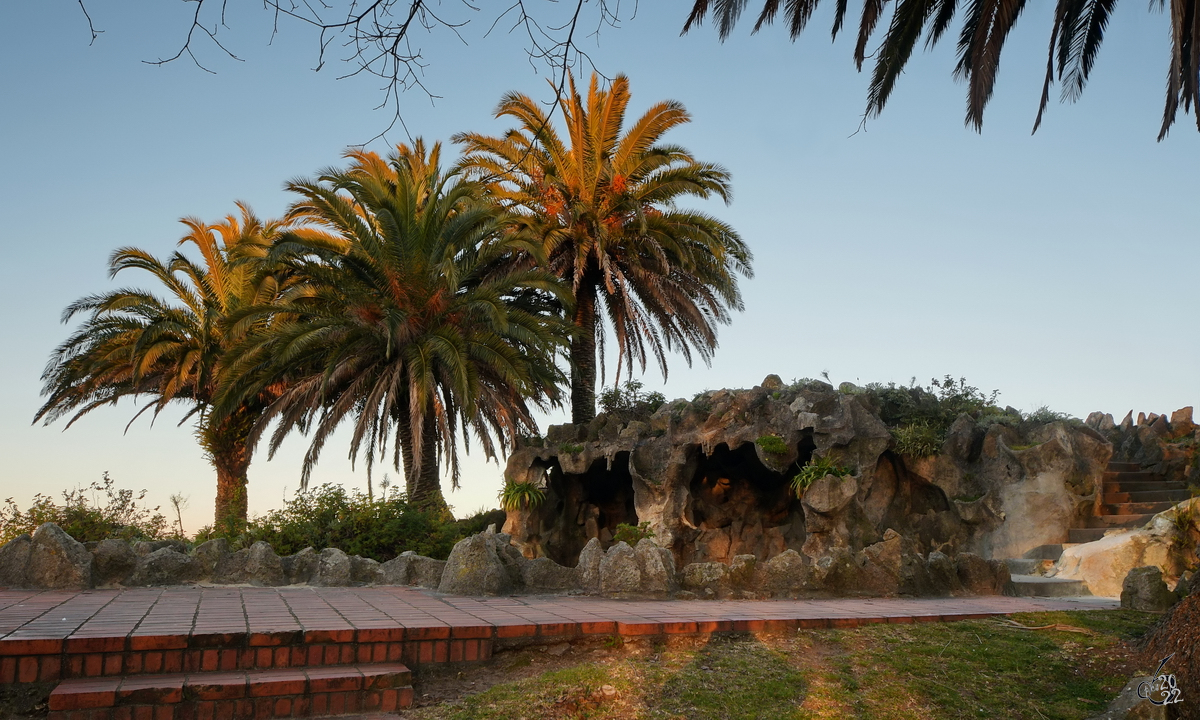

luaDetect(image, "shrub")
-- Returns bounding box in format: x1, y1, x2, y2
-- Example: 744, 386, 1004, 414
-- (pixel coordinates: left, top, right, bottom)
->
0, 472, 169, 544
613, 521, 655, 545
755, 434, 789, 455
499, 479, 546, 512
1022, 405, 1076, 425
195, 483, 504, 561
599, 380, 666, 422
559, 443, 585, 455
892, 421, 943, 457
792, 456, 852, 498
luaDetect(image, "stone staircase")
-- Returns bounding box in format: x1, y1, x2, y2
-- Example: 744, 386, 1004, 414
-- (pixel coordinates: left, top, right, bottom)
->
1006, 460, 1186, 597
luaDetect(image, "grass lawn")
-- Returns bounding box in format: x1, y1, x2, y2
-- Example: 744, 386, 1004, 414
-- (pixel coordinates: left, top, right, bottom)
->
403, 610, 1163, 720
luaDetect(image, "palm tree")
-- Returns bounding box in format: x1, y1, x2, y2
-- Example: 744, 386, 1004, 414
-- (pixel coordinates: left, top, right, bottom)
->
683, 0, 1200, 139
36, 205, 295, 526
219, 140, 569, 510
454, 72, 753, 425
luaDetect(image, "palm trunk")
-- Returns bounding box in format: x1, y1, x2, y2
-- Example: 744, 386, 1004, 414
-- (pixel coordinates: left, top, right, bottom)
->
204, 407, 256, 528
570, 283, 598, 425
401, 398, 448, 514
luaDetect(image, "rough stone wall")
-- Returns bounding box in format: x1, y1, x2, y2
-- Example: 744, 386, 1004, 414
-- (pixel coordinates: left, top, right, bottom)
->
503, 377, 1113, 566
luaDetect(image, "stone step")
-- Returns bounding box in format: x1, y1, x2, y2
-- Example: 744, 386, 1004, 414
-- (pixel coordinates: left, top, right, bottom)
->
1069, 527, 1109, 543
1003, 559, 1054, 576
1102, 471, 1163, 483
1102, 481, 1188, 493
1100, 501, 1177, 516
1103, 489, 1191, 504
1008, 575, 1091, 598
1106, 461, 1142, 473
1021, 544, 1067, 561
1087, 514, 1154, 528
47, 663, 413, 720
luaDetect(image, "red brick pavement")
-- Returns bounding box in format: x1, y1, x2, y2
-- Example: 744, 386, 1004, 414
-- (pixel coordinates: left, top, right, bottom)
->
0, 585, 1113, 657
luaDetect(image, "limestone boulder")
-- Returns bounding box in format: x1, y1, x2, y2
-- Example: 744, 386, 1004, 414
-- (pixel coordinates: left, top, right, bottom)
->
0, 535, 32, 588
635, 539, 678, 597
1052, 531, 1172, 598
192, 538, 230, 581
349, 555, 381, 585
520, 557, 580, 593
130, 548, 198, 586
28, 523, 92, 590
599, 542, 641, 597
756, 549, 814, 597
578, 538, 603, 594
925, 551, 960, 596
378, 551, 444, 586
92, 539, 137, 587
132, 539, 188, 556
245, 542, 285, 586
680, 562, 731, 599
282, 548, 319, 585
438, 530, 524, 596
955, 552, 1007, 595
1120, 566, 1178, 612
313, 548, 352, 587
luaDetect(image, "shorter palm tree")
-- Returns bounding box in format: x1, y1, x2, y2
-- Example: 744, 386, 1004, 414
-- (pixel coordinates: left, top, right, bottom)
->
36, 205, 294, 525
220, 141, 569, 509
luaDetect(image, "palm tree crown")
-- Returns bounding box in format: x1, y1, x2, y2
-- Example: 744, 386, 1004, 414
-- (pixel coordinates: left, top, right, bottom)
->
220, 141, 569, 509
36, 205, 293, 525
455, 72, 753, 424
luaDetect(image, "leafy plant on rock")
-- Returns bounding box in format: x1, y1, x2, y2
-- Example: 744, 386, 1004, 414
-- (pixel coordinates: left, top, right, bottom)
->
613, 521, 655, 545
598, 380, 666, 423
755, 434, 789, 455
499, 479, 546, 513
892, 421, 943, 457
792, 456, 851, 498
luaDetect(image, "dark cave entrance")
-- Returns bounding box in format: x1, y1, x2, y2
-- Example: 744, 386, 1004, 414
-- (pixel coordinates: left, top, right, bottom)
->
541, 452, 638, 567
681, 434, 816, 564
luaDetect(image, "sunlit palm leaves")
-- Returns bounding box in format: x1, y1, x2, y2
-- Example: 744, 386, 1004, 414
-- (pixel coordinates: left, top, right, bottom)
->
684, 0, 1200, 138
455, 73, 753, 424
220, 141, 569, 508
36, 205, 294, 524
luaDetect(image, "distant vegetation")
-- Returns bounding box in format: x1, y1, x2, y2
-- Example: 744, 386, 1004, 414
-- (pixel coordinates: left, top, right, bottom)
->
0, 473, 170, 545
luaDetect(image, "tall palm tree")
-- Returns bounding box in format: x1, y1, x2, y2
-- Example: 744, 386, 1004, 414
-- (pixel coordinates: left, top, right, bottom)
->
36, 205, 295, 526
454, 72, 753, 425
219, 140, 569, 510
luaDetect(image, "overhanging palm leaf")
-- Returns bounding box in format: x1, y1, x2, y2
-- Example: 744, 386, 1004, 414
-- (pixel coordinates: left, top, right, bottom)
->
684, 0, 1200, 137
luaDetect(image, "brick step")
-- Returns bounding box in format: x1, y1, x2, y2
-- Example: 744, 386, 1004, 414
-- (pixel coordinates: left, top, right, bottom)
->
1103, 490, 1191, 504
1, 627, 491, 684
1106, 461, 1142, 473
1007, 575, 1091, 598
1069, 528, 1110, 543
47, 663, 412, 720
1099, 501, 1177, 516
1087, 514, 1154, 528
1102, 481, 1188, 493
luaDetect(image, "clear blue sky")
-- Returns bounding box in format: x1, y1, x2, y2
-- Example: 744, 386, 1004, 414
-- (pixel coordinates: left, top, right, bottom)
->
1, 1, 1196, 534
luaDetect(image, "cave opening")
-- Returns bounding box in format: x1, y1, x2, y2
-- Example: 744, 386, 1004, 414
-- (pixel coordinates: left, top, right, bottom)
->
682, 434, 816, 564
540, 452, 637, 567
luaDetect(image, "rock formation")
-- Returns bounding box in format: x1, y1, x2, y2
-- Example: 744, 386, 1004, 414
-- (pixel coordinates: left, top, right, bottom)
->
502, 377, 1111, 571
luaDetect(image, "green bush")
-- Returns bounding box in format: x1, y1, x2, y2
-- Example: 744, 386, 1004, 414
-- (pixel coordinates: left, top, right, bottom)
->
892, 420, 943, 457
599, 380, 666, 422
792, 456, 852, 498
613, 521, 655, 545
196, 483, 504, 561
755, 434, 789, 455
0, 472, 169, 545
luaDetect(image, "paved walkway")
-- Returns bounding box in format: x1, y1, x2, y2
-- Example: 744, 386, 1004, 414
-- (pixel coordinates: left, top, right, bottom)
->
0, 586, 1117, 648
